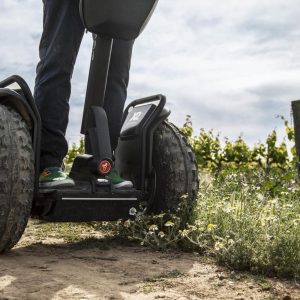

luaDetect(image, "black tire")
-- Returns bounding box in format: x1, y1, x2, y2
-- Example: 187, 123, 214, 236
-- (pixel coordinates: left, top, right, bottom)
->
149, 121, 199, 217
0, 104, 34, 253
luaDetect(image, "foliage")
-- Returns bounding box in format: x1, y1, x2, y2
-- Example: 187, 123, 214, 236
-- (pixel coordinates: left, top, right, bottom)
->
117, 195, 194, 250
64, 115, 300, 279
117, 115, 300, 279
64, 138, 84, 171
189, 170, 300, 279
180, 115, 295, 173
118, 168, 300, 279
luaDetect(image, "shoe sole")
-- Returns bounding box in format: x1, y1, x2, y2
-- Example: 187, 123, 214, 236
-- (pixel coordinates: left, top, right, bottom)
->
113, 181, 133, 189
39, 179, 75, 188
40, 179, 133, 189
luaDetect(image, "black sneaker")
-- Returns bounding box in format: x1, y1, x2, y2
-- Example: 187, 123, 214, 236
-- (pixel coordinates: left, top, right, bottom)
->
39, 167, 75, 188
106, 168, 133, 189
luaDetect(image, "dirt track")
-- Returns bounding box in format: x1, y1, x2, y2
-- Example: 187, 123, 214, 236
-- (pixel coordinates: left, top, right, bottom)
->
0, 221, 299, 300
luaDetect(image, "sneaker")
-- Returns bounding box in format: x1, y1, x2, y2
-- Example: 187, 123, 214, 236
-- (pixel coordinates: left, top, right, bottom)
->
39, 167, 75, 188
106, 168, 133, 189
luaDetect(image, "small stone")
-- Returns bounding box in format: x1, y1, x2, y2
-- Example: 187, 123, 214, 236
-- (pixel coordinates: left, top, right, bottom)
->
217, 273, 226, 280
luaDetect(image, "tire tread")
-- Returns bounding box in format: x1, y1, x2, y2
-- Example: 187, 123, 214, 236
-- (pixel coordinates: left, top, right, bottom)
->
150, 121, 199, 214
0, 104, 34, 253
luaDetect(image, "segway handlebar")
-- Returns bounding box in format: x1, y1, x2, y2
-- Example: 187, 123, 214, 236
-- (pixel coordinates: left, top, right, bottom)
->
127, 94, 166, 108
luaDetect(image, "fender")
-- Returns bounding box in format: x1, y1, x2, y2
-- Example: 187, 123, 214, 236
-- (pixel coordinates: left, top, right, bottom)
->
0, 75, 41, 192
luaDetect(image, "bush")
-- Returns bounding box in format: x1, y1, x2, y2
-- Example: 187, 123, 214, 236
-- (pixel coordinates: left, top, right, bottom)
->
180, 115, 296, 173
190, 170, 300, 279
118, 116, 300, 279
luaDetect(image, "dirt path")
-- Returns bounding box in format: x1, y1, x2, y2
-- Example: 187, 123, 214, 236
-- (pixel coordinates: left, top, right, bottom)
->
0, 221, 299, 300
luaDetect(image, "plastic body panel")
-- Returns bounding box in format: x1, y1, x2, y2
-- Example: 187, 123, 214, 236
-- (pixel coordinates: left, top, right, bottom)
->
32, 190, 141, 222
79, 0, 158, 40
84, 106, 112, 162
81, 36, 113, 134
33, 186, 142, 222
115, 95, 170, 191
120, 104, 156, 136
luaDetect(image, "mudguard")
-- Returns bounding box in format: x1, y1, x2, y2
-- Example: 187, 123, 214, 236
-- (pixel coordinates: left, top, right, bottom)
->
0, 75, 41, 192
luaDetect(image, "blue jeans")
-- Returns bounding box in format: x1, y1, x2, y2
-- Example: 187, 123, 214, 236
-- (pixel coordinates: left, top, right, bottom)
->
34, 0, 134, 171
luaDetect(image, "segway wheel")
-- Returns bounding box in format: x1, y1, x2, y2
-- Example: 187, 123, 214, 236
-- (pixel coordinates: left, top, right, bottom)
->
149, 121, 199, 216
0, 104, 34, 253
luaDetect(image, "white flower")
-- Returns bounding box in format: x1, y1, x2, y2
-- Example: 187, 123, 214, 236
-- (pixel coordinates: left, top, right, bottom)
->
265, 234, 272, 240
227, 239, 234, 245
148, 224, 159, 231
214, 242, 224, 251
129, 207, 137, 216
187, 225, 196, 231
164, 221, 174, 227
180, 229, 189, 237
268, 199, 278, 205
223, 206, 235, 214
158, 231, 165, 238
124, 220, 131, 228
257, 193, 264, 201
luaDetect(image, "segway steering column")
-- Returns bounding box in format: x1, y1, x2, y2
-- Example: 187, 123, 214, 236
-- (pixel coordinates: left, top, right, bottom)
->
80, 35, 113, 176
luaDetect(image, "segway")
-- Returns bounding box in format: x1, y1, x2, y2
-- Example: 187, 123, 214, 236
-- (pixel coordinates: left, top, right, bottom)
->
0, 0, 199, 253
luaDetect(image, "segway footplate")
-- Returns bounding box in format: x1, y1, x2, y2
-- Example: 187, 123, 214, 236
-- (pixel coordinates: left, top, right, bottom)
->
33, 186, 143, 222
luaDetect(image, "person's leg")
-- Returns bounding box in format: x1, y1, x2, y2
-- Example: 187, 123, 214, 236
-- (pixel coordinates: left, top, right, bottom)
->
34, 0, 85, 172
104, 39, 135, 152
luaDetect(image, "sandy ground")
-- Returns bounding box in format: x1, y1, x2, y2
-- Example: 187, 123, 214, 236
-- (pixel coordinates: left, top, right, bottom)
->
0, 221, 300, 300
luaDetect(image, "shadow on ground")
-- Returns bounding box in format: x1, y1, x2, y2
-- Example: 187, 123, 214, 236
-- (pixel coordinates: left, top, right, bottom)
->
0, 222, 299, 300
0, 237, 196, 300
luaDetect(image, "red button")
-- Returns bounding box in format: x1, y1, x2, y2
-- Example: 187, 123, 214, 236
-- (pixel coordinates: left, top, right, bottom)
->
98, 160, 112, 174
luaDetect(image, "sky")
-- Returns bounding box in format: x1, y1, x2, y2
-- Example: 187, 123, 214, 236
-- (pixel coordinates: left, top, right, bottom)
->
1, 0, 300, 146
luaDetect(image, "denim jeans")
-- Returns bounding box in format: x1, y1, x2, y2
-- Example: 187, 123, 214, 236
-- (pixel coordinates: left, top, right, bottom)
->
34, 0, 134, 171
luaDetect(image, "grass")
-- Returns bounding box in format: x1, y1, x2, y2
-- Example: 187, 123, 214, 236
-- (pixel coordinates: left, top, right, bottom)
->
192, 169, 300, 279
118, 168, 300, 280
27, 167, 300, 280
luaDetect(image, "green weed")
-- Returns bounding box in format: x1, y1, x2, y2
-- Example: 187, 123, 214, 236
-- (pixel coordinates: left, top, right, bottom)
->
62, 115, 300, 280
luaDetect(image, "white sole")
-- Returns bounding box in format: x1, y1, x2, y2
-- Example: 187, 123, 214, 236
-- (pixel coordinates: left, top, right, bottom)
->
40, 179, 133, 189
113, 181, 133, 189
39, 179, 75, 188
